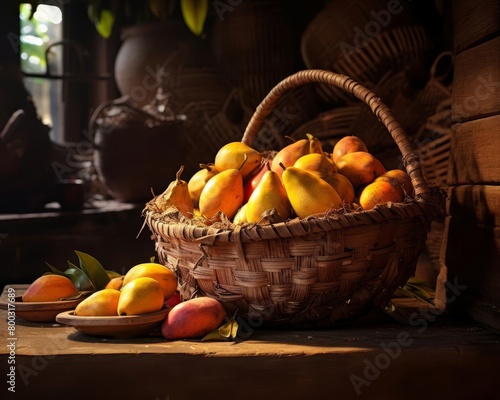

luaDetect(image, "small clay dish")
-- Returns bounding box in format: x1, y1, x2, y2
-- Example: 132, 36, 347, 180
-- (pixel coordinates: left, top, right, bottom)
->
55, 308, 170, 339
0, 296, 84, 323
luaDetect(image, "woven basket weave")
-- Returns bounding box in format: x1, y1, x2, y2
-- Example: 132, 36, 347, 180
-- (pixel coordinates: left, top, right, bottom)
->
145, 70, 444, 328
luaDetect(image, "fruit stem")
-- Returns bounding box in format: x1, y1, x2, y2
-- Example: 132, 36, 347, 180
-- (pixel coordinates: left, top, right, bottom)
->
176, 165, 185, 182
238, 154, 248, 171
278, 162, 287, 171
199, 163, 216, 172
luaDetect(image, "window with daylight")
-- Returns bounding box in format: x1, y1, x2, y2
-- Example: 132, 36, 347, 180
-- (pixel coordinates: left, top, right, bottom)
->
20, 3, 63, 142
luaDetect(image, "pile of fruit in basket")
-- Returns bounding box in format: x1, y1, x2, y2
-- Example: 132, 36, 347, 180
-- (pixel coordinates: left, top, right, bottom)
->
147, 133, 413, 225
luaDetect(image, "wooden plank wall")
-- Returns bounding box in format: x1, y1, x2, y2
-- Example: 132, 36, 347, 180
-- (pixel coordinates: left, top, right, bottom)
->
445, 0, 500, 332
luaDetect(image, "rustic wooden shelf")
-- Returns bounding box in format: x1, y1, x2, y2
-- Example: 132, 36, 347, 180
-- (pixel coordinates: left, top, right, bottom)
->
0, 200, 155, 288
1, 285, 499, 400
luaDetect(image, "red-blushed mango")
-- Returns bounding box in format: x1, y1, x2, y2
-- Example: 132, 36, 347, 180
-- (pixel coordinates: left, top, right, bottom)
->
162, 297, 227, 340
374, 169, 413, 197
270, 133, 323, 181
331, 135, 368, 163
22, 275, 78, 302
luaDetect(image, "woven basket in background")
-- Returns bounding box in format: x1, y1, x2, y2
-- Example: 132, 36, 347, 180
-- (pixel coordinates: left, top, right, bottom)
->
301, 0, 432, 105
145, 70, 445, 328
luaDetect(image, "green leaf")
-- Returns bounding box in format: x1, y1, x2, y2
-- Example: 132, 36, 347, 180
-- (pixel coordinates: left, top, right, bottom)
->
219, 318, 239, 338
201, 318, 239, 342
75, 250, 110, 291
95, 9, 114, 39
201, 330, 228, 342
65, 262, 94, 291
105, 270, 122, 279
45, 262, 64, 275
181, 0, 208, 36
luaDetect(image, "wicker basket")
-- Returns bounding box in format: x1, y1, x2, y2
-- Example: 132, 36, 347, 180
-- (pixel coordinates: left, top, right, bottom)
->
145, 70, 444, 328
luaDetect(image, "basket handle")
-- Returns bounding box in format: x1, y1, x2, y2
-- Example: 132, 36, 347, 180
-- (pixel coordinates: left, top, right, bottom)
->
241, 69, 430, 198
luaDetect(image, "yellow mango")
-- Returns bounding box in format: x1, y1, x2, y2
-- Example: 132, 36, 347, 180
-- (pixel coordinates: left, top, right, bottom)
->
246, 170, 291, 223
74, 289, 120, 316
118, 277, 164, 316
214, 142, 262, 180
282, 166, 342, 218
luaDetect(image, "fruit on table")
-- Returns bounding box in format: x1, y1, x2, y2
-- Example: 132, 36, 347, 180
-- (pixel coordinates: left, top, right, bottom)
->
293, 152, 337, 180
105, 276, 124, 291
246, 170, 291, 223
375, 169, 413, 197
118, 277, 164, 316
188, 163, 218, 208
123, 262, 177, 300
336, 151, 386, 189
162, 297, 227, 340
154, 165, 194, 218
214, 141, 262, 181
282, 166, 342, 218
359, 180, 405, 210
271, 133, 323, 180
199, 167, 244, 219
74, 289, 120, 316
22, 274, 78, 302
323, 172, 355, 205
331, 135, 369, 163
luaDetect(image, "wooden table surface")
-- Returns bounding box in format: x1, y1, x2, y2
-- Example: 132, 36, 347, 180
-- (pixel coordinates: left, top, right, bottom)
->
1, 285, 499, 400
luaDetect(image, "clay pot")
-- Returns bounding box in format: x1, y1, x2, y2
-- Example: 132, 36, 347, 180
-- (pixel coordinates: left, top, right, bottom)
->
114, 21, 230, 110
91, 98, 188, 203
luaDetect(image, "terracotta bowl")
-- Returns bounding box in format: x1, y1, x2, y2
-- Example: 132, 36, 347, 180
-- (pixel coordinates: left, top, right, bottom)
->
0, 296, 84, 323
55, 308, 170, 339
